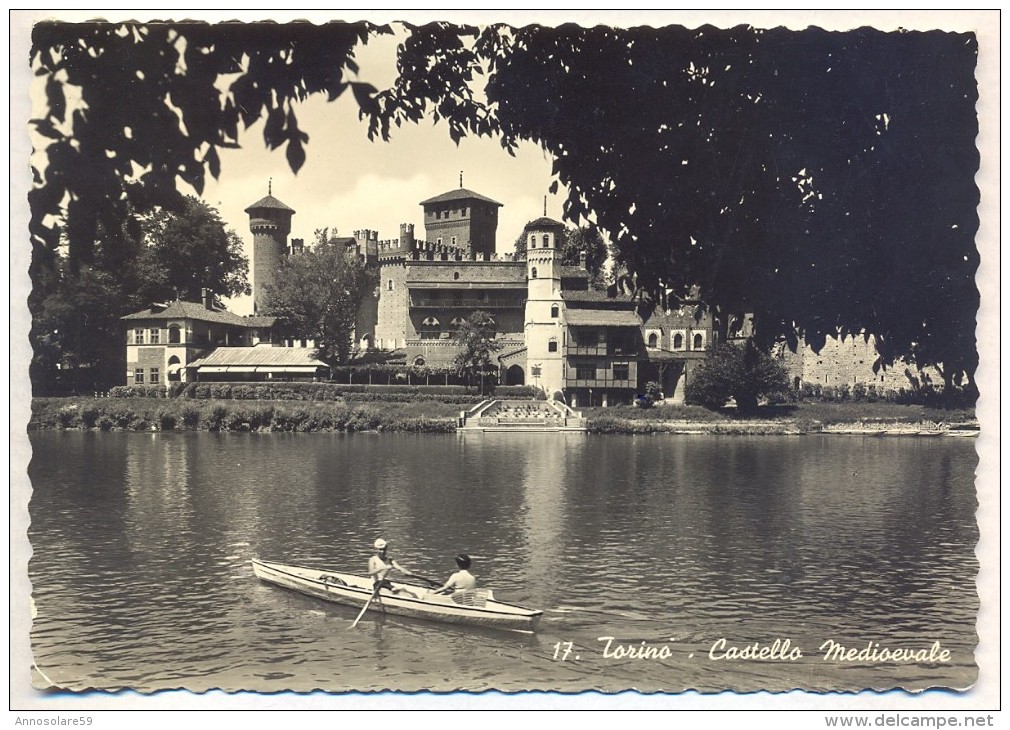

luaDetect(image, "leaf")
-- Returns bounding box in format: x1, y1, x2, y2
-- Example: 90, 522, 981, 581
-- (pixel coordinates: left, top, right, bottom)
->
264, 107, 286, 150
46, 76, 66, 122
204, 146, 221, 180
286, 138, 306, 174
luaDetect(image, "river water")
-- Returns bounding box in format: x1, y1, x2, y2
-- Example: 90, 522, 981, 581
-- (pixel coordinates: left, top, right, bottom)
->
27, 431, 978, 694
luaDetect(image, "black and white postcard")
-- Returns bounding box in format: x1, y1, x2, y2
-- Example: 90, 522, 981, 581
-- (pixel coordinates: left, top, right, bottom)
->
12, 9, 998, 717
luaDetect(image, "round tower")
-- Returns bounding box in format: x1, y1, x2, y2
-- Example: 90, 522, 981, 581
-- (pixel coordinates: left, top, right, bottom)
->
523, 217, 567, 397
245, 190, 295, 314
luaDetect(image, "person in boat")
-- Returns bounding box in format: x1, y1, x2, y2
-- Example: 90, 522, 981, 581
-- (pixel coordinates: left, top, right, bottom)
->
434, 554, 477, 595
368, 538, 418, 598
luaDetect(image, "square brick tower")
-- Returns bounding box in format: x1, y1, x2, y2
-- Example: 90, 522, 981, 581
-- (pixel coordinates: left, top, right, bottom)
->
419, 187, 502, 258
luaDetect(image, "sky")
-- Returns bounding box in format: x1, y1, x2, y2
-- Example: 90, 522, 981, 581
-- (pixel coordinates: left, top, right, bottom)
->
191, 31, 568, 315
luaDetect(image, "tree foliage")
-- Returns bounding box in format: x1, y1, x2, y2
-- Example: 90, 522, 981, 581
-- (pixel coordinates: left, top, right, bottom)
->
685, 341, 789, 412
451, 310, 501, 394
132, 196, 250, 303
29, 197, 249, 394
30, 21, 980, 396
261, 241, 376, 366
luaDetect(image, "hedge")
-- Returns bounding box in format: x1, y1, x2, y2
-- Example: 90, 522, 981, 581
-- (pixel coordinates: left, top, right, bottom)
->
107, 381, 543, 402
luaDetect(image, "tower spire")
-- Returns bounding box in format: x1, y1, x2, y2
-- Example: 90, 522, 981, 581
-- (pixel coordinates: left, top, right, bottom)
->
459, 170, 463, 188
269, 178, 272, 195
543, 195, 547, 217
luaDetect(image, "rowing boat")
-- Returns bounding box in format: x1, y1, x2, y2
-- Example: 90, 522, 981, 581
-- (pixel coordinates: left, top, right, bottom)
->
251, 559, 543, 633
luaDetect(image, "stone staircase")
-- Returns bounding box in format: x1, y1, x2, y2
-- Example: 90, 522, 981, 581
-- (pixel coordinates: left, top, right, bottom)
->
457, 399, 587, 432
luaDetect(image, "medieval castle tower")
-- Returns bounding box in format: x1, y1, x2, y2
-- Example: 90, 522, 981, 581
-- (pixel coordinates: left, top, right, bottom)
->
245, 187, 295, 314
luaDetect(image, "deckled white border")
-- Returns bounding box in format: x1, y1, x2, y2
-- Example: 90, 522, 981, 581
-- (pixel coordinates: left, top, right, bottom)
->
9, 9, 999, 713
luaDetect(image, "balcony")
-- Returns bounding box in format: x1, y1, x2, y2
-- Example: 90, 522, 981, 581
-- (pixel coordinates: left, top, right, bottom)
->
411, 297, 525, 309
565, 378, 636, 389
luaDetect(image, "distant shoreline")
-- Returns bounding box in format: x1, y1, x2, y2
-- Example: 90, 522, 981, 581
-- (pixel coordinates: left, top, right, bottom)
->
28, 397, 978, 437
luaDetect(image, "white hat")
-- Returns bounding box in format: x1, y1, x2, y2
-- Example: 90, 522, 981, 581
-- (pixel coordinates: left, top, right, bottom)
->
373, 538, 388, 550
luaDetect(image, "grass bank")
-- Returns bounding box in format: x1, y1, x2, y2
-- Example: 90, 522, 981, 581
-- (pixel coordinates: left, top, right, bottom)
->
28, 397, 976, 435
29, 397, 460, 433
582, 401, 977, 435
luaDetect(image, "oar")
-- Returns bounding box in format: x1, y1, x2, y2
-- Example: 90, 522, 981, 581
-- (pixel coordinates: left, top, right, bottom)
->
405, 573, 443, 589
350, 587, 380, 628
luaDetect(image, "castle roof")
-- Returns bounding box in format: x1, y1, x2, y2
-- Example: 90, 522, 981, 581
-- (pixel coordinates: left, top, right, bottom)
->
419, 188, 503, 207
562, 289, 634, 304
122, 300, 274, 328
244, 194, 295, 213
565, 308, 642, 328
523, 217, 565, 230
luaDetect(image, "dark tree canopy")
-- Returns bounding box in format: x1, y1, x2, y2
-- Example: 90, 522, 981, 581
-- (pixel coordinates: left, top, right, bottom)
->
31, 21, 980, 395
685, 341, 790, 412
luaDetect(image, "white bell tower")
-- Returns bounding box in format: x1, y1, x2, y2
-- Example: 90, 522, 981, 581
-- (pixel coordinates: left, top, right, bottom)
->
524, 217, 566, 398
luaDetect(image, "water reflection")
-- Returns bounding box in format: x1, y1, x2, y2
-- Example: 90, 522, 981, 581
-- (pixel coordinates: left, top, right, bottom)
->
28, 431, 978, 693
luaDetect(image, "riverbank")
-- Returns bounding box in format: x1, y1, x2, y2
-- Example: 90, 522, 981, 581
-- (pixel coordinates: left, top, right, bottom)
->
29, 397, 978, 436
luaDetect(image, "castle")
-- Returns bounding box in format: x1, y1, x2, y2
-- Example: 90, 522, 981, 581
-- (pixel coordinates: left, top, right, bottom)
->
239, 184, 714, 406
122, 181, 936, 404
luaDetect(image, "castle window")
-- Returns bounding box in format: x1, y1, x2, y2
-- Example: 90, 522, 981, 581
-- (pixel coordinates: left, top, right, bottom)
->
531, 267, 538, 279
462, 207, 467, 216
548, 337, 558, 352
450, 317, 465, 327
529, 234, 536, 249
134, 368, 144, 385
149, 328, 160, 344
134, 328, 145, 345
613, 363, 630, 381
437, 237, 443, 245
673, 333, 684, 350
414, 356, 426, 367
542, 234, 550, 247
453, 271, 460, 280
576, 364, 595, 380
550, 304, 559, 318
647, 332, 658, 348
168, 324, 181, 344
149, 367, 160, 384
451, 236, 457, 246
422, 317, 440, 327
692, 333, 705, 350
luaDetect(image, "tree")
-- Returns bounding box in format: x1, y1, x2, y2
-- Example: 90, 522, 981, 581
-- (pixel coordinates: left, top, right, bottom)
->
451, 310, 501, 394
261, 241, 376, 366
367, 25, 979, 394
28, 195, 250, 394
131, 196, 250, 304
30, 22, 980, 396
685, 341, 789, 412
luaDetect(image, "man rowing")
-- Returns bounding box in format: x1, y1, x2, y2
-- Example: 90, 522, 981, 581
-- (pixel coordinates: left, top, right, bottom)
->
367, 538, 418, 598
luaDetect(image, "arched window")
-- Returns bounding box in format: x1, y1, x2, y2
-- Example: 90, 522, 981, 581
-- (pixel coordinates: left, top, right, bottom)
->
550, 304, 559, 318
548, 337, 558, 353
542, 234, 550, 248
674, 333, 684, 349
693, 333, 704, 350
168, 324, 182, 344
387, 279, 394, 291
529, 234, 536, 249
450, 317, 465, 327
422, 317, 440, 327
453, 271, 460, 280
413, 356, 426, 367
531, 267, 538, 279
647, 332, 658, 348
